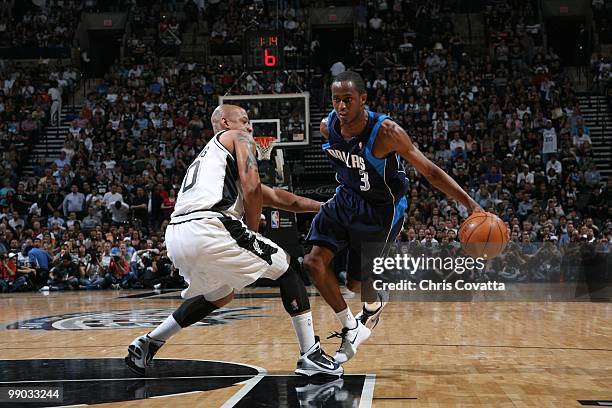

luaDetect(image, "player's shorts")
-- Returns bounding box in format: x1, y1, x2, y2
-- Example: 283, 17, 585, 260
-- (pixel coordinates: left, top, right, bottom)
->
165, 212, 290, 301
306, 187, 407, 282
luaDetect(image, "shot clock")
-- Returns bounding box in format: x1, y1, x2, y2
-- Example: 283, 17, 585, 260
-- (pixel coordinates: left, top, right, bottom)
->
243, 30, 283, 70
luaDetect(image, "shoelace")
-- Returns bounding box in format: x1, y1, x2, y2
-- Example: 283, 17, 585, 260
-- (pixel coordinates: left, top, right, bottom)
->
327, 327, 350, 352
326, 327, 349, 340
319, 348, 335, 363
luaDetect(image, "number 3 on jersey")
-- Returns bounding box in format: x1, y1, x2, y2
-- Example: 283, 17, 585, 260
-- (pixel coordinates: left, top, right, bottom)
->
359, 169, 370, 191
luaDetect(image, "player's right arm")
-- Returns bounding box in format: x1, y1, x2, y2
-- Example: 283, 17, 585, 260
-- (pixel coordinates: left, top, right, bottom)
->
234, 131, 263, 232
320, 118, 329, 140
262, 185, 322, 213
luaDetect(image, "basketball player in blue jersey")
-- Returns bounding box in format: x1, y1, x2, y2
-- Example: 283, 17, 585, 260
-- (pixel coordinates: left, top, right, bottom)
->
304, 71, 482, 364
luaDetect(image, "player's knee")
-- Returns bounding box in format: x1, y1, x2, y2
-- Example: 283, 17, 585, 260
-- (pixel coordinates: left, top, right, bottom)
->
278, 267, 310, 315
210, 291, 234, 307
303, 253, 325, 282
347, 279, 361, 293
172, 294, 220, 328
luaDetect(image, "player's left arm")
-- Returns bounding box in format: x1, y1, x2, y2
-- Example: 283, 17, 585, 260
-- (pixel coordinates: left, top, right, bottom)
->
379, 120, 483, 213
262, 185, 321, 213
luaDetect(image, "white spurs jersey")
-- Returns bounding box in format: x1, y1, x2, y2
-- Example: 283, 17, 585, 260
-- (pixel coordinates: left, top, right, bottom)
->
171, 131, 244, 221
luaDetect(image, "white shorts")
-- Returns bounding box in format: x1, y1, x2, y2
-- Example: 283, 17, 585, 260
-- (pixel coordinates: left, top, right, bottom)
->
165, 214, 290, 301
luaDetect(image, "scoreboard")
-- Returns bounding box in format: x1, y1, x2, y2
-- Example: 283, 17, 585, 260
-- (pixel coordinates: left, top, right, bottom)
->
243, 30, 283, 70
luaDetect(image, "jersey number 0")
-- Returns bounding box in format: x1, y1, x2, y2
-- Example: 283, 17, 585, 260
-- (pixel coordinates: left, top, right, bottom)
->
181, 161, 201, 194
181, 146, 209, 194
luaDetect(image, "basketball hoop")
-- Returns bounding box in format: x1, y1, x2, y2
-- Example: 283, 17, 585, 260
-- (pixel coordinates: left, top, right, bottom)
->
253, 136, 276, 161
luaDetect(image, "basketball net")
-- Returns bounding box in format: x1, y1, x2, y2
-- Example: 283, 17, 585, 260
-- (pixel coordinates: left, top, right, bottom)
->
253, 136, 276, 161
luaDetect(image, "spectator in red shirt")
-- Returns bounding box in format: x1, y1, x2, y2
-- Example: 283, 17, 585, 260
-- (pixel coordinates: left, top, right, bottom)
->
161, 188, 176, 220
108, 248, 129, 281
0, 253, 29, 292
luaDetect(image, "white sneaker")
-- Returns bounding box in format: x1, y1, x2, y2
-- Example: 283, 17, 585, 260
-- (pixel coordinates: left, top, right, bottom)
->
295, 336, 343, 378
355, 291, 389, 330
125, 333, 165, 375
328, 320, 371, 364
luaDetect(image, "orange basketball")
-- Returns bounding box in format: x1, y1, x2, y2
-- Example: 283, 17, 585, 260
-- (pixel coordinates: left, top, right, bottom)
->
458, 212, 509, 259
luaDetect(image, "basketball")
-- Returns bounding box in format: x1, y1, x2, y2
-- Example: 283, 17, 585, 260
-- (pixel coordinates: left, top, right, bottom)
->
459, 212, 509, 259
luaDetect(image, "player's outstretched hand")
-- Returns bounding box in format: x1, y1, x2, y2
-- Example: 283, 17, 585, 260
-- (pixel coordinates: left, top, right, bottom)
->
467, 200, 484, 214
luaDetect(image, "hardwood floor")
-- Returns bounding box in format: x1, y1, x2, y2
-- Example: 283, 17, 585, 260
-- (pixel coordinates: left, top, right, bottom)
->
0, 288, 610, 407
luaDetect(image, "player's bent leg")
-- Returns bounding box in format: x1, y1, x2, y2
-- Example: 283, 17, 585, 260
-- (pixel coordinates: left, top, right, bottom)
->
276, 266, 343, 377
125, 290, 234, 375
304, 247, 370, 364
172, 291, 234, 327
303, 246, 347, 313
277, 266, 311, 317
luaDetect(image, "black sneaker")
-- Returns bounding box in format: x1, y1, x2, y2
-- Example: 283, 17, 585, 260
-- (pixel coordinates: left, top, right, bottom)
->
295, 336, 343, 377
125, 333, 165, 375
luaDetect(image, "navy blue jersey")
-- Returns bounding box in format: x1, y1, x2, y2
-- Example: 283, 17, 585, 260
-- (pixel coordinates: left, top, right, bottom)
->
306, 110, 410, 281
323, 110, 409, 207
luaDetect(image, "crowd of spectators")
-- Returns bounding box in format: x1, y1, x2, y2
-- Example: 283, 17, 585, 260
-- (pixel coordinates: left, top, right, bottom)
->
309, 1, 610, 284
0, 59, 79, 177
0, 1, 610, 294
0, 1, 81, 49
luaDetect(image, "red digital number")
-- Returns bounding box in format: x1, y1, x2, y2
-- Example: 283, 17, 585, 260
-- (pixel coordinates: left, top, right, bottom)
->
264, 49, 276, 67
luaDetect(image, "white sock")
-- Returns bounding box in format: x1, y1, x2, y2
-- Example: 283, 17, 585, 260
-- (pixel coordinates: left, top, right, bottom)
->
336, 306, 357, 329
149, 315, 182, 342
291, 312, 316, 353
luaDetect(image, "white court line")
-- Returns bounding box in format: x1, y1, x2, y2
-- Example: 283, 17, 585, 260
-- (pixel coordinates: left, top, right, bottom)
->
0, 375, 258, 384
358, 373, 376, 408
219, 372, 266, 408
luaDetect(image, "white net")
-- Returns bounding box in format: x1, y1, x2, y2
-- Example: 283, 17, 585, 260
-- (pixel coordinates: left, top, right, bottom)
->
254, 137, 276, 161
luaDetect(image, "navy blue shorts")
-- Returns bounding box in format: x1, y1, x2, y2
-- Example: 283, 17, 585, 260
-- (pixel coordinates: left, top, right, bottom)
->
306, 187, 408, 282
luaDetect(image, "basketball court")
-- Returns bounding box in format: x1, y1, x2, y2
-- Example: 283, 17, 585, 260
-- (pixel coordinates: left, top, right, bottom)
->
1, 287, 610, 407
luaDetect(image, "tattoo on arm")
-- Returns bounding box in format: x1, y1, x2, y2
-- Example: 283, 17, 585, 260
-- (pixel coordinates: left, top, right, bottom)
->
246, 150, 257, 170
237, 132, 258, 170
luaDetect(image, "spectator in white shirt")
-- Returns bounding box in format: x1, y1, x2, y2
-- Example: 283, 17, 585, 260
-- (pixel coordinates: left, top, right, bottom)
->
541, 120, 557, 163
54, 151, 70, 170
48, 85, 61, 126
573, 127, 592, 146
546, 155, 562, 175
103, 184, 123, 209
516, 165, 534, 184
449, 132, 466, 152
369, 13, 382, 30
372, 73, 388, 90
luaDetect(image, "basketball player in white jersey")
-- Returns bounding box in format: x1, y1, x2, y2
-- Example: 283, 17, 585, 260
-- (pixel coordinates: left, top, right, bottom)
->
125, 104, 342, 377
